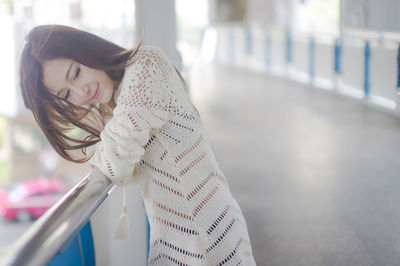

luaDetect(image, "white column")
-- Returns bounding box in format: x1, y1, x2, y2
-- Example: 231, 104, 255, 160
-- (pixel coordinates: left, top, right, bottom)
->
246, 0, 275, 27
135, 0, 182, 69
208, 0, 218, 25
273, 0, 295, 30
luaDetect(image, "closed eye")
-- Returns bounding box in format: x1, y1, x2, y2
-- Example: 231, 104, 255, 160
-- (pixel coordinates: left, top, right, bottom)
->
73, 67, 80, 80
64, 90, 71, 100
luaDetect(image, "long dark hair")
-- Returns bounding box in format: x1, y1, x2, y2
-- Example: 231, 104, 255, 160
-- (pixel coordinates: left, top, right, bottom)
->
20, 24, 142, 163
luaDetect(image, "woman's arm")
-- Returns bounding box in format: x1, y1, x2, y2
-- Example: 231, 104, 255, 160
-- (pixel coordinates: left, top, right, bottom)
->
89, 46, 178, 186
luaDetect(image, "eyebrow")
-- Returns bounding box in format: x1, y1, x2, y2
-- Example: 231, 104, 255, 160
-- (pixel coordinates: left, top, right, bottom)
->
57, 61, 73, 97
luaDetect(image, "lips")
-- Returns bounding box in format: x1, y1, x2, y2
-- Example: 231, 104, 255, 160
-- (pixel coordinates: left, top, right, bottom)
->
91, 83, 100, 100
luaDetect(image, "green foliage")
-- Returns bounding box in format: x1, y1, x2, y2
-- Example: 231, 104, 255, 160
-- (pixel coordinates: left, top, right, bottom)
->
0, 0, 13, 15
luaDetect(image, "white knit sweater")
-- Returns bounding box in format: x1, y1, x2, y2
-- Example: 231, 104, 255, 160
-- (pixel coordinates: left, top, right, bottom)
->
90, 45, 256, 265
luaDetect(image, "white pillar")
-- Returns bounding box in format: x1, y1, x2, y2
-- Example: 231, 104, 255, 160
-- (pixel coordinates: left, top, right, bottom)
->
273, 0, 295, 30
246, 0, 275, 28
208, 0, 218, 26
135, 0, 182, 69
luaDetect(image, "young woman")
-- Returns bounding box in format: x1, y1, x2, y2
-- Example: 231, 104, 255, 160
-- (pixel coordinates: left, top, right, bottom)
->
20, 25, 256, 265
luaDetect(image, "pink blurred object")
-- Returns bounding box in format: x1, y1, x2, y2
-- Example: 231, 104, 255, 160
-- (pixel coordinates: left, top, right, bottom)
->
0, 178, 67, 222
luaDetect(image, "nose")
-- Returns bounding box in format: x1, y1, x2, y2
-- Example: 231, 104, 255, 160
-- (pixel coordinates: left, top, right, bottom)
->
82, 84, 90, 94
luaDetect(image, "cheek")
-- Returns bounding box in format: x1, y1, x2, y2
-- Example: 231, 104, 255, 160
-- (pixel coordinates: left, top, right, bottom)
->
104, 76, 114, 93
70, 96, 86, 106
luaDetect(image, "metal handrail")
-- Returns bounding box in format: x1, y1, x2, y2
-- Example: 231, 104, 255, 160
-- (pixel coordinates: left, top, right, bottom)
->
0, 168, 114, 266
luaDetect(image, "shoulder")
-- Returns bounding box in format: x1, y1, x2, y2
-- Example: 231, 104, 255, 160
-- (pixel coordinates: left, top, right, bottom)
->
114, 45, 173, 105
119, 45, 172, 84
119, 45, 173, 87
134, 45, 168, 59
128, 45, 171, 71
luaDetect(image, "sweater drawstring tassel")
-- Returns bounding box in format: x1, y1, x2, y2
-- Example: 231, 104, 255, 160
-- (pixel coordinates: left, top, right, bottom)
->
116, 187, 130, 239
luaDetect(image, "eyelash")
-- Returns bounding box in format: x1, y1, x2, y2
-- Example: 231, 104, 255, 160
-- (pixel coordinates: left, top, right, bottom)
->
62, 66, 80, 100
64, 90, 71, 100
73, 67, 80, 80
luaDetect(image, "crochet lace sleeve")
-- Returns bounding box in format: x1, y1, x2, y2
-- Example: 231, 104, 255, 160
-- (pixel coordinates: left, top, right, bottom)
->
89, 46, 174, 186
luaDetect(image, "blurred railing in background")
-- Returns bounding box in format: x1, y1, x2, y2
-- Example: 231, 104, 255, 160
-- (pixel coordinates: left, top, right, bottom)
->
214, 25, 400, 116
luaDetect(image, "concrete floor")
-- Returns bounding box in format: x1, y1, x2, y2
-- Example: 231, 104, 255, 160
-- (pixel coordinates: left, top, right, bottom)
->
189, 64, 400, 266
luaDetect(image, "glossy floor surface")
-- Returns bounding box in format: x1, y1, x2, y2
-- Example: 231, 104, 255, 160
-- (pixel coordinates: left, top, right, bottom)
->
189, 64, 400, 266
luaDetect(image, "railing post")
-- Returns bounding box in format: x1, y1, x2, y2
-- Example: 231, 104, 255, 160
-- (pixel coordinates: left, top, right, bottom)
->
364, 40, 371, 97
309, 36, 315, 83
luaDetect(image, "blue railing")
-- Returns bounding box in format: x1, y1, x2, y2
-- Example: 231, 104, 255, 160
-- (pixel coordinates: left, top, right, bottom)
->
215, 26, 400, 112
0, 168, 149, 266
47, 222, 95, 266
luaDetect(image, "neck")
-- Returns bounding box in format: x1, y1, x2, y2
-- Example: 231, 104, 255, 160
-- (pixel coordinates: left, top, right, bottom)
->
99, 93, 116, 118
109, 80, 120, 110
108, 96, 116, 110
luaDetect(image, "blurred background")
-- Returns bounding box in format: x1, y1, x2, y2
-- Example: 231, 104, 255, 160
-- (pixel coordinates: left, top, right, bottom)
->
1, 0, 400, 265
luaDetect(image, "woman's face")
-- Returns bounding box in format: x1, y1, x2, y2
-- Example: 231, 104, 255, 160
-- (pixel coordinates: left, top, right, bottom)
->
42, 58, 115, 106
